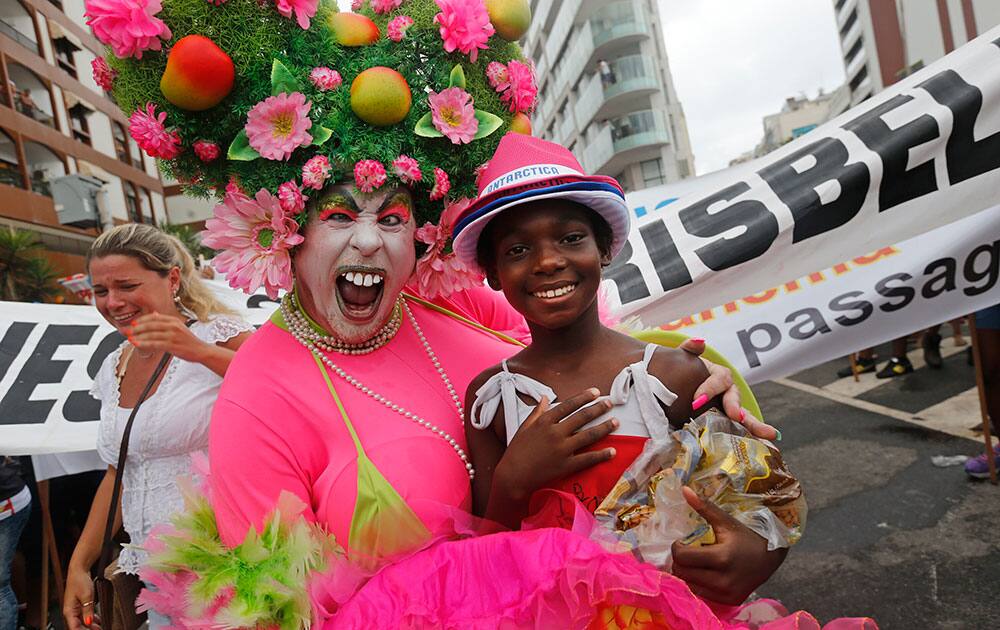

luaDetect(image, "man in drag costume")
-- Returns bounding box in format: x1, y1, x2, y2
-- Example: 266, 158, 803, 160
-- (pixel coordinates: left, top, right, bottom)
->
84, 0, 875, 627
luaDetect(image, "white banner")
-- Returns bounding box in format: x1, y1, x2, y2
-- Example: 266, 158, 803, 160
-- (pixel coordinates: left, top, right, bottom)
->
0, 285, 275, 456
606, 26, 1000, 324
639, 204, 1000, 384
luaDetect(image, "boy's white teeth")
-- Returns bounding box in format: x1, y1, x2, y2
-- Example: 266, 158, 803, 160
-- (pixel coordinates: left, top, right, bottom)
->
533, 284, 577, 299
343, 271, 383, 287
114, 311, 138, 321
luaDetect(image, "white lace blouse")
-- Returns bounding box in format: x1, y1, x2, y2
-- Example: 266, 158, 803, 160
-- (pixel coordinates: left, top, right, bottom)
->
90, 315, 253, 574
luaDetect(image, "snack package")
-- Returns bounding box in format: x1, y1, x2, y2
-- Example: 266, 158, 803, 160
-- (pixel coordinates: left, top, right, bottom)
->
594, 409, 807, 570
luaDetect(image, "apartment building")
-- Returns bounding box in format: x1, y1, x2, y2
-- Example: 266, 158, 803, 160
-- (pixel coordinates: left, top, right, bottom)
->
522, 0, 695, 192
834, 0, 1000, 105
0, 0, 168, 279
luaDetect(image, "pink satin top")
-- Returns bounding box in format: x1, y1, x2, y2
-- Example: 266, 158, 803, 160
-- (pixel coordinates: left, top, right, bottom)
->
209, 287, 524, 549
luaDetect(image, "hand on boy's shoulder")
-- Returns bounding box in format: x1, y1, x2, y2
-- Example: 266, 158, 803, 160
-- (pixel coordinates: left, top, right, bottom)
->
646, 346, 712, 426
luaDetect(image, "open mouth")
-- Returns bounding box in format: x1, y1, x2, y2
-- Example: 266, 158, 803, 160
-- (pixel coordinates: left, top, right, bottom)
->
111, 310, 141, 326
335, 267, 385, 321
531, 283, 578, 300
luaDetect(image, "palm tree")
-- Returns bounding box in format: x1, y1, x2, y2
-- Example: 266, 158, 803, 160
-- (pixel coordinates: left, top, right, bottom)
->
0, 226, 43, 301
18, 257, 60, 302
160, 223, 215, 261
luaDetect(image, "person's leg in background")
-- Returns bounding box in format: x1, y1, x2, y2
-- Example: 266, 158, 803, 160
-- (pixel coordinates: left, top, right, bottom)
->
0, 502, 31, 630
966, 305, 1000, 479
837, 347, 877, 378
877, 336, 913, 378
923, 324, 943, 369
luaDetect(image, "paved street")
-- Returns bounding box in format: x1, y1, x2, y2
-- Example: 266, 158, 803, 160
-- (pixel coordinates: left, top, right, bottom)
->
753, 338, 999, 629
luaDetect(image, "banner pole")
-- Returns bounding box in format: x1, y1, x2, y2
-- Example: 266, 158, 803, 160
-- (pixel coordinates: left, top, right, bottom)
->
968, 316, 997, 485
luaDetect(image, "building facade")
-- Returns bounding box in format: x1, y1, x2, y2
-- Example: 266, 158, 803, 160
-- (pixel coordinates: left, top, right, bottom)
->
0, 0, 168, 282
522, 0, 695, 192
733, 87, 851, 165
835, 0, 1000, 106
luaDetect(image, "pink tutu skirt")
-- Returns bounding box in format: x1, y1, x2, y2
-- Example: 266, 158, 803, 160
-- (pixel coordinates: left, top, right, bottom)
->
313, 525, 876, 630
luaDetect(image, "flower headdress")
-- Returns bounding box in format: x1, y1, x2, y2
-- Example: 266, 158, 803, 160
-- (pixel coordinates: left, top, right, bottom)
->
90, 0, 537, 298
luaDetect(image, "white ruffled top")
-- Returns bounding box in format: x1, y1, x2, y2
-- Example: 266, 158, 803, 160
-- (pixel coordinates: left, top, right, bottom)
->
470, 344, 678, 445
90, 315, 253, 574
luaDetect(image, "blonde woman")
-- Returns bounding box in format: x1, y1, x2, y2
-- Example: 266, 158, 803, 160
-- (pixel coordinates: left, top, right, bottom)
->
63, 224, 253, 630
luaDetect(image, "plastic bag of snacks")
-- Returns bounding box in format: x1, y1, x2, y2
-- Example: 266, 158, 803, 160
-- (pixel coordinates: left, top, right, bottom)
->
594, 409, 807, 570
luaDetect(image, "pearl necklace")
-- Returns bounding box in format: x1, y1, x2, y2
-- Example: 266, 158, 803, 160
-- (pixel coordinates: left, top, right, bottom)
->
283, 296, 475, 480
282, 293, 402, 355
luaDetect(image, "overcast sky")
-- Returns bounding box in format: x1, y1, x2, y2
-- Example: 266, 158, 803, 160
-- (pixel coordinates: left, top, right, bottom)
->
657, 0, 847, 174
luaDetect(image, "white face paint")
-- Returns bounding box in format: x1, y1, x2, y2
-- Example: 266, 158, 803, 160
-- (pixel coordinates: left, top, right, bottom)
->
293, 184, 416, 343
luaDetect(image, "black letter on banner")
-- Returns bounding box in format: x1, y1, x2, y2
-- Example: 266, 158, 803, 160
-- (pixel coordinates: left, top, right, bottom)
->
677, 182, 778, 270
0, 324, 97, 424
634, 220, 693, 294
736, 323, 781, 369
0, 323, 36, 384
829, 291, 873, 326
64, 330, 125, 422
842, 95, 939, 211
963, 240, 999, 296
785, 308, 832, 340
603, 240, 652, 305
757, 138, 870, 242
248, 295, 280, 309
918, 70, 1000, 184
875, 273, 915, 312
922, 257, 957, 298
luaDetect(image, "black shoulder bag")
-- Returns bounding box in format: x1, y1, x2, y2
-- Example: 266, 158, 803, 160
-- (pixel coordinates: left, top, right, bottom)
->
93, 350, 173, 630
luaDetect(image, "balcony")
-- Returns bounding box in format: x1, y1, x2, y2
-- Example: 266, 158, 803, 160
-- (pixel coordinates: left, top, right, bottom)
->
590, 0, 649, 51
573, 55, 660, 127
582, 109, 670, 174
544, 0, 582, 63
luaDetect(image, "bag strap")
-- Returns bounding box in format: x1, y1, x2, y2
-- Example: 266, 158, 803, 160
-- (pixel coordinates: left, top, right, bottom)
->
95, 348, 173, 577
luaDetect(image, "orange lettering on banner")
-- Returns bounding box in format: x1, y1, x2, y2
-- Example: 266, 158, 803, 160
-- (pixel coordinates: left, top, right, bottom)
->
744, 289, 779, 304
723, 302, 740, 313
807, 272, 826, 284
699, 310, 715, 323
784, 280, 802, 293
661, 316, 696, 331
833, 263, 850, 275
852, 246, 899, 265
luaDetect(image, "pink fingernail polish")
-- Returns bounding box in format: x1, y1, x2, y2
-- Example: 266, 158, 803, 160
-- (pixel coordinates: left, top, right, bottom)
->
692, 394, 708, 410
739, 408, 746, 422
690, 337, 705, 344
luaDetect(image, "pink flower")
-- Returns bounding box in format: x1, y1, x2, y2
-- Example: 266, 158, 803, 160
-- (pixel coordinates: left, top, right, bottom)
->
486, 61, 509, 91
245, 92, 313, 161
351, 0, 363, 8
206, 0, 226, 5
354, 160, 387, 193
201, 188, 304, 299
224, 177, 243, 198
387, 15, 414, 41
391, 154, 422, 184
84, 0, 171, 59
129, 103, 182, 159
500, 60, 537, 113
310, 67, 342, 91
413, 198, 484, 298
428, 87, 478, 145
192, 140, 220, 162
275, 0, 318, 29
277, 180, 307, 213
433, 0, 494, 63
301, 155, 331, 190
371, 0, 401, 13
429, 167, 450, 200
91, 57, 117, 91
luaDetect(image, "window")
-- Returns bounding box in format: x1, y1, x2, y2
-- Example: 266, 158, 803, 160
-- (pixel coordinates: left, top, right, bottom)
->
23, 141, 65, 197
0, 128, 24, 188
839, 10, 857, 38
640, 158, 664, 188
6, 63, 55, 127
52, 37, 79, 78
69, 103, 92, 145
124, 181, 142, 223
849, 65, 868, 92
112, 122, 130, 165
845, 37, 863, 65
0, 2, 38, 53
